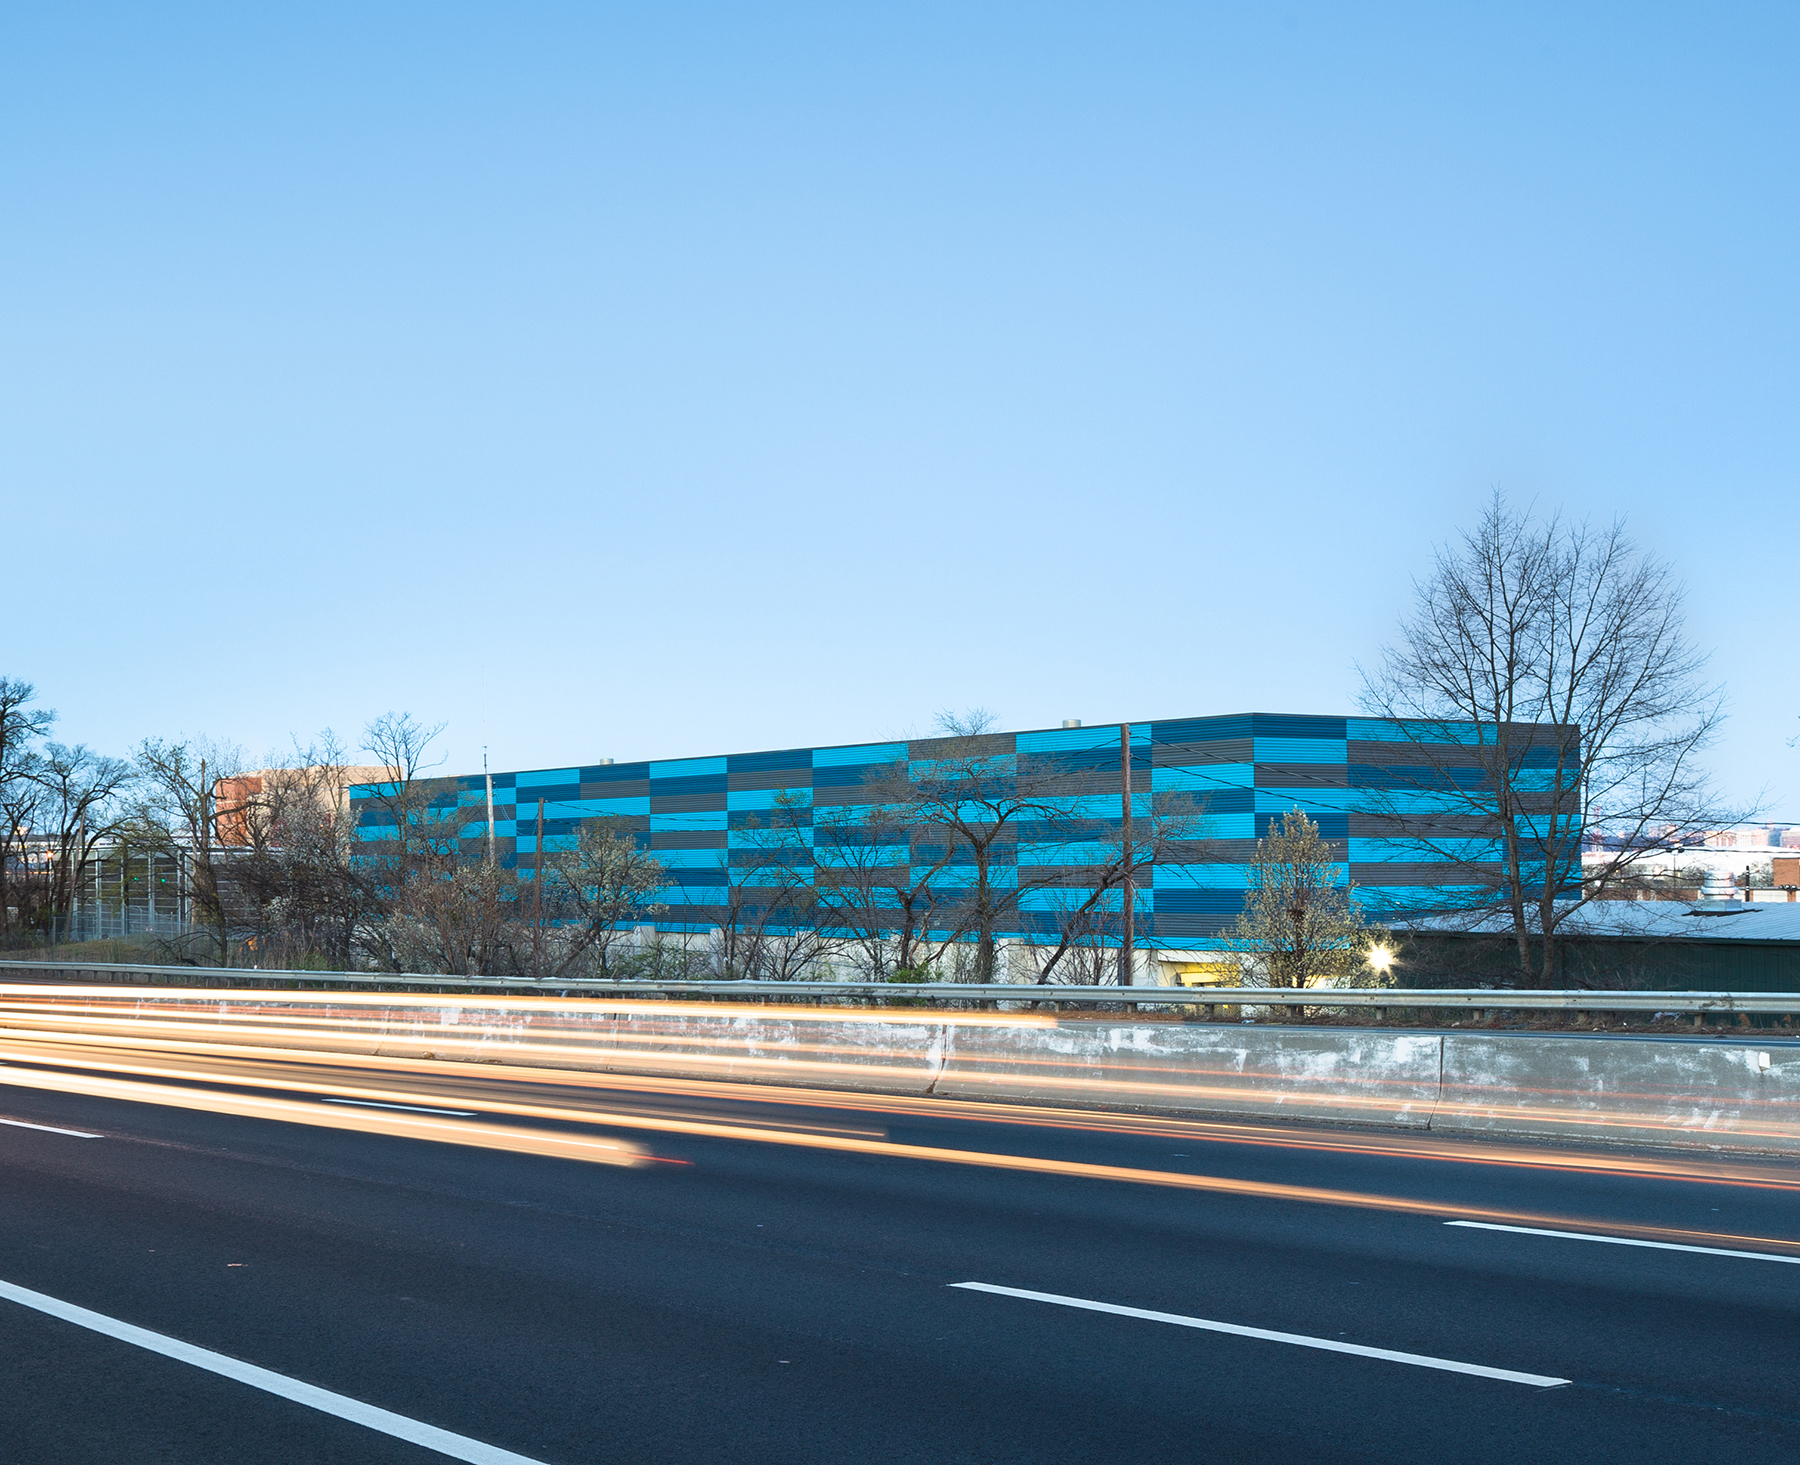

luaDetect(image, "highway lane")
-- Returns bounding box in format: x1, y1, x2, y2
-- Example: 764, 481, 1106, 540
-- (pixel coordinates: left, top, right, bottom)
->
0, 1046, 1796, 1462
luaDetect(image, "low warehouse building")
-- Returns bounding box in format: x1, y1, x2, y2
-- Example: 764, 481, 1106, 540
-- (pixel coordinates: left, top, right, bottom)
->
1395, 901, 1800, 991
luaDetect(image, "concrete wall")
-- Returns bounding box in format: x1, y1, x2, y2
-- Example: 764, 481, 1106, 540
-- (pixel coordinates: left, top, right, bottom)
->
1434, 1032, 1800, 1150
933, 1021, 1443, 1127
3, 986, 1798, 1155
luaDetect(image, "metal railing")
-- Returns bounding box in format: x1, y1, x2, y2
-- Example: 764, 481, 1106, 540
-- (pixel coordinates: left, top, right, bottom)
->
0, 960, 1797, 1016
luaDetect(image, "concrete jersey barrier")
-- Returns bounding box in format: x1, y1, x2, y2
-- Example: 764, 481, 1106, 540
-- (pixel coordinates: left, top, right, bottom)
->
932, 1020, 1444, 1126
2, 985, 1798, 1154
1434, 1031, 1800, 1151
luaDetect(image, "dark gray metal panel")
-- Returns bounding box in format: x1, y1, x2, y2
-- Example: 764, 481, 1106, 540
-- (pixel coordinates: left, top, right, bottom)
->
809, 785, 873, 808
1353, 861, 1506, 887
1152, 739, 1253, 766
1349, 813, 1500, 838
726, 768, 814, 792
650, 791, 728, 814
907, 732, 1017, 760
1347, 741, 1481, 768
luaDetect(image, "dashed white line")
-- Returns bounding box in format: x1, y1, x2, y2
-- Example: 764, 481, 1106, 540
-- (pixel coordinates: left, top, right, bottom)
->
0, 1117, 101, 1138
322, 1098, 478, 1117
0, 1277, 551, 1464
950, 1282, 1569, 1388
1446, 1220, 1800, 1264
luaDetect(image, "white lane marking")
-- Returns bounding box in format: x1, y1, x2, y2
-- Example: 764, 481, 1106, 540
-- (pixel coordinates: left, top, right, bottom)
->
0, 1277, 551, 1465
950, 1282, 1569, 1388
1446, 1220, 1800, 1264
322, 1098, 478, 1117
0, 1117, 101, 1138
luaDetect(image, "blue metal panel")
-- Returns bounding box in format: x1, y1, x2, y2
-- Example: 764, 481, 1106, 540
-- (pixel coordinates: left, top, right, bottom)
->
1015, 725, 1120, 754
1255, 787, 1358, 814
654, 848, 729, 869
1252, 737, 1348, 764
1251, 714, 1347, 740
650, 811, 729, 833
727, 788, 814, 811
726, 748, 812, 773
515, 768, 581, 789
811, 742, 907, 767
650, 756, 728, 780
1345, 717, 1498, 745
1154, 888, 1247, 914
650, 772, 727, 797
1153, 764, 1252, 793
1157, 863, 1251, 890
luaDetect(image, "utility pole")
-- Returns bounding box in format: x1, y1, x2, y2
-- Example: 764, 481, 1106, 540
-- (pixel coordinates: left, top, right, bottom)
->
483, 747, 495, 868
1119, 722, 1134, 988
199, 757, 216, 966
532, 796, 544, 979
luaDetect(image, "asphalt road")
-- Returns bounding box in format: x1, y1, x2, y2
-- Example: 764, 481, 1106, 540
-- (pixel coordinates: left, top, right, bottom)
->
0, 1041, 1796, 1464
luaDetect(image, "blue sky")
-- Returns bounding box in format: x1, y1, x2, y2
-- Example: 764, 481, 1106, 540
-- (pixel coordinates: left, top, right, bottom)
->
5, 4, 1796, 816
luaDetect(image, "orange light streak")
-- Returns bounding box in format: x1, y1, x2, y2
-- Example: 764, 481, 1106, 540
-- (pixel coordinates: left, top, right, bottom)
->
0, 1061, 646, 1167
1, 1046, 1798, 1258
4, 1016, 1800, 1193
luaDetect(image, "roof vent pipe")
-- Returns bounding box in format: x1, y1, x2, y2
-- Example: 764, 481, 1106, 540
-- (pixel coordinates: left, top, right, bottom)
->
1062, 719, 1081, 729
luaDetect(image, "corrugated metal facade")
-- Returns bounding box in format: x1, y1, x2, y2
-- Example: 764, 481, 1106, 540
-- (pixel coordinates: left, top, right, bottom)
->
350, 711, 1561, 952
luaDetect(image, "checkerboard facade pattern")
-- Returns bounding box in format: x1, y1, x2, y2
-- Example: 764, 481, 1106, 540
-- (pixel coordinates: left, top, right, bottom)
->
351, 712, 1562, 952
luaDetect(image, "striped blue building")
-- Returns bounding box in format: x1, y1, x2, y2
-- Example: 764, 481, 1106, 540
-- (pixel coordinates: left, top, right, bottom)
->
351, 711, 1560, 957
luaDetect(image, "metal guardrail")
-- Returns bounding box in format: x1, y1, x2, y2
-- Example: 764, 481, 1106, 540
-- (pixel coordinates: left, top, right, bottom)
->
1, 960, 1797, 1015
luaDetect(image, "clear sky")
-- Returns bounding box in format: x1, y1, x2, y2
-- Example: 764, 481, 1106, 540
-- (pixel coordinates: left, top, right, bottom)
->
6, 4, 1796, 816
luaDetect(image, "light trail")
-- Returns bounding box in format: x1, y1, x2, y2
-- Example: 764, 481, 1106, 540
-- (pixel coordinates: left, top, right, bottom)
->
2, 1018, 1798, 1194
1, 1048, 1798, 1259
0, 983, 1780, 1143
0, 1062, 647, 1168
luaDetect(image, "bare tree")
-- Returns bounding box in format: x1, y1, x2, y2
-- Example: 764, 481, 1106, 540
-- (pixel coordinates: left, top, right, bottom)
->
132, 738, 257, 964
231, 733, 382, 969
34, 743, 136, 938
540, 818, 670, 977
0, 679, 55, 935
1031, 884, 1122, 986
359, 712, 452, 888
382, 860, 523, 977
809, 798, 962, 980
901, 709, 1076, 983
1361, 493, 1738, 985
1030, 809, 1198, 985
350, 712, 511, 973
713, 802, 838, 979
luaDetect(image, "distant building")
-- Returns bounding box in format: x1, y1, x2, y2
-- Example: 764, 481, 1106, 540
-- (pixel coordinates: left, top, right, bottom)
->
1584, 824, 1800, 904
215, 766, 388, 847
351, 710, 1575, 975
1397, 900, 1800, 991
